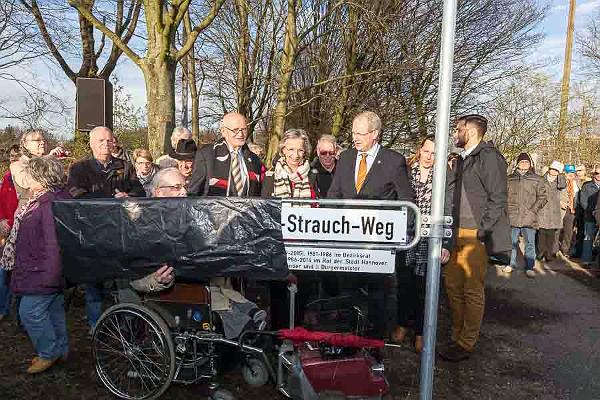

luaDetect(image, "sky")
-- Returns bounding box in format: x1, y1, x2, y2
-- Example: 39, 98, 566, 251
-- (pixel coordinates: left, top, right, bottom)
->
0, 0, 599, 138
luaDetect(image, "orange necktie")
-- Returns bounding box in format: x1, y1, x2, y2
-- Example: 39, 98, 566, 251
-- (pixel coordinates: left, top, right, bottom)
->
356, 153, 368, 193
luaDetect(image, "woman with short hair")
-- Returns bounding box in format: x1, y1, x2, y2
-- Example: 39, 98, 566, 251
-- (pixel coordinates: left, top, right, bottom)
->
262, 129, 320, 329
1, 156, 70, 374
132, 148, 158, 197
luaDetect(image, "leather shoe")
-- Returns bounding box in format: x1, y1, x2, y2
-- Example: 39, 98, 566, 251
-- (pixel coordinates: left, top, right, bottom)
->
27, 357, 57, 374
438, 342, 471, 362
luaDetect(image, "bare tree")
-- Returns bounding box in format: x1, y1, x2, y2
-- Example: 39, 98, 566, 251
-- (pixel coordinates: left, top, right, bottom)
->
579, 10, 600, 76
70, 0, 227, 157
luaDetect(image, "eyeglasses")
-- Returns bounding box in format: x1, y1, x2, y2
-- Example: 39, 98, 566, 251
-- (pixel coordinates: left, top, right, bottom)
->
352, 130, 375, 137
159, 184, 186, 191
222, 126, 248, 135
319, 151, 336, 156
136, 161, 152, 166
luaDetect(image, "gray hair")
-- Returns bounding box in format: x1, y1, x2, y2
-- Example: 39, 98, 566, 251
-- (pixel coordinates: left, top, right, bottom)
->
316, 134, 336, 152
89, 126, 114, 142
151, 167, 183, 195
353, 111, 382, 133
279, 128, 311, 156
25, 155, 66, 190
172, 126, 192, 140
19, 129, 47, 157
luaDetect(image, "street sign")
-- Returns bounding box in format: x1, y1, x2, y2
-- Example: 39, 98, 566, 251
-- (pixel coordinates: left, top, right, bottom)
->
285, 246, 396, 274
281, 205, 408, 244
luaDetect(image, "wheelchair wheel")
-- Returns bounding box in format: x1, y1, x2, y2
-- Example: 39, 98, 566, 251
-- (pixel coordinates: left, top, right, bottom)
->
242, 357, 269, 387
92, 303, 176, 400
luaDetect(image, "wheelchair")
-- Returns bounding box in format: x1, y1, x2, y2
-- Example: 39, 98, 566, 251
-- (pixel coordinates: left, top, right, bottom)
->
91, 281, 273, 400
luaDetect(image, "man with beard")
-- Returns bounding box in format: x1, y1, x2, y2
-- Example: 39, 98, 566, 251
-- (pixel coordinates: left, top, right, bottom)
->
440, 114, 510, 362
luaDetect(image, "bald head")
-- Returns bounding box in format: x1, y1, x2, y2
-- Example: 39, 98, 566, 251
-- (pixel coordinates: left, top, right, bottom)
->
152, 167, 187, 197
220, 112, 248, 150
89, 126, 115, 161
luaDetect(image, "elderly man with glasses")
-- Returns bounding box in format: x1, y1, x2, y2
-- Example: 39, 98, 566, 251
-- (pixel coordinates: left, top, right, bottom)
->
310, 134, 338, 197
188, 112, 264, 197
579, 166, 600, 266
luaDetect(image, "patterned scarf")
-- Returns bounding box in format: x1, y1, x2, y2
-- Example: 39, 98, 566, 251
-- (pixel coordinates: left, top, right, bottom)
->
273, 158, 313, 199
1, 190, 47, 271
406, 163, 433, 276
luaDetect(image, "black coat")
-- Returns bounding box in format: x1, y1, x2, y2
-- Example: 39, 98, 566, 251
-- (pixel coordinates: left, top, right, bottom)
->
327, 147, 414, 202
580, 180, 600, 222
187, 139, 264, 197
67, 156, 144, 199
452, 141, 511, 262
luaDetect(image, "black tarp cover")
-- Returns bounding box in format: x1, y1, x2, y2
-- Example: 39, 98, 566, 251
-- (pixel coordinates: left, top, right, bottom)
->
52, 197, 288, 284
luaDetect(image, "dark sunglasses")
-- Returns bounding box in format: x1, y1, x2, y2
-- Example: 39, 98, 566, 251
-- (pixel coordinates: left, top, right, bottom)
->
319, 151, 336, 156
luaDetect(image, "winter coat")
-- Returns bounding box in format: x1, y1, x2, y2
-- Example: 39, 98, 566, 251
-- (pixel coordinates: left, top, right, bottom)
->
537, 173, 566, 229
10, 190, 71, 295
507, 170, 547, 228
452, 141, 511, 263
579, 180, 600, 222
0, 171, 18, 234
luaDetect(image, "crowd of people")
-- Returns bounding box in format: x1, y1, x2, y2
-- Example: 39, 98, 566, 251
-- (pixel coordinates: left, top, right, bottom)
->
0, 111, 598, 377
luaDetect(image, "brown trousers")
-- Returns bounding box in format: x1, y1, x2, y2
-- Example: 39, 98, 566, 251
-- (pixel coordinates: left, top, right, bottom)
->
444, 228, 487, 351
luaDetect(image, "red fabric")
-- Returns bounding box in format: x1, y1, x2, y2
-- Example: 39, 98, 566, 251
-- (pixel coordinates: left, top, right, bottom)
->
0, 171, 18, 228
278, 327, 385, 349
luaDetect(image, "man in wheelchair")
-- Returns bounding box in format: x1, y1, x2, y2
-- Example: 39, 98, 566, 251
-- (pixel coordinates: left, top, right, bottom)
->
124, 167, 266, 340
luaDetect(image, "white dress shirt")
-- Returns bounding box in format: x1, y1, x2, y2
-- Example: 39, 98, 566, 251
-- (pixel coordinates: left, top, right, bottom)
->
354, 143, 381, 185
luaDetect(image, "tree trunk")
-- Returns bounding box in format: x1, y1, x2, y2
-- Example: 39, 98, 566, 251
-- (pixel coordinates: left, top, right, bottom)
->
184, 11, 200, 141
266, 0, 299, 167
143, 61, 176, 158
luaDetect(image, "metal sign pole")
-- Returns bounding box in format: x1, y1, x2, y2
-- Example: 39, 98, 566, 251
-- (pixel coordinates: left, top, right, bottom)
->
420, 1, 458, 400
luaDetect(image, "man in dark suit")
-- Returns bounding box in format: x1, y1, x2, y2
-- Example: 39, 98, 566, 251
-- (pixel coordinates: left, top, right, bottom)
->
188, 112, 264, 197
328, 111, 414, 339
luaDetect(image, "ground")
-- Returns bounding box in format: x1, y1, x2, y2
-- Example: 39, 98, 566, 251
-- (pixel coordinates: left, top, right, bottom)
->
0, 256, 599, 400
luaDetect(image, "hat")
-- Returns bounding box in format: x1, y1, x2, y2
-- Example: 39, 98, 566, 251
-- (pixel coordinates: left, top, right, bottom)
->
516, 153, 532, 164
565, 164, 576, 173
550, 160, 564, 173
170, 139, 197, 160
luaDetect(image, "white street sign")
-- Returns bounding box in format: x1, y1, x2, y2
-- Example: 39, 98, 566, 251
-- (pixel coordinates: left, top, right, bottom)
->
281, 205, 408, 244
285, 246, 396, 274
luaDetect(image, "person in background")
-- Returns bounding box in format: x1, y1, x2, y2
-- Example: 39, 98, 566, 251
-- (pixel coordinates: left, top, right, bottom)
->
111, 136, 133, 164
0, 156, 70, 374
171, 139, 197, 188
560, 164, 580, 258
393, 135, 453, 352
156, 126, 193, 169
11, 130, 62, 210
67, 126, 144, 332
0, 145, 20, 321
537, 161, 566, 264
505, 153, 547, 278
573, 165, 590, 258
132, 148, 158, 197
248, 143, 265, 162
310, 135, 337, 197
578, 165, 600, 266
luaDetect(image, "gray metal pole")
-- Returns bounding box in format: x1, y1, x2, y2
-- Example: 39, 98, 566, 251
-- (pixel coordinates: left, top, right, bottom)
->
419, 1, 458, 400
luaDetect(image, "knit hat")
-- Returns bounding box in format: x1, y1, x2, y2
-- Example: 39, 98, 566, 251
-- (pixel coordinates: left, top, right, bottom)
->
550, 160, 564, 173
565, 164, 576, 173
516, 153, 532, 164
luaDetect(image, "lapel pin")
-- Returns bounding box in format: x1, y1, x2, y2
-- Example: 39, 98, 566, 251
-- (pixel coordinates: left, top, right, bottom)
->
377, 160, 381, 164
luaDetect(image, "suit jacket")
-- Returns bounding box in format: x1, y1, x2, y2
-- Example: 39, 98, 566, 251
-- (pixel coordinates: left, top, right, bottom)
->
328, 147, 414, 202
188, 139, 265, 197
